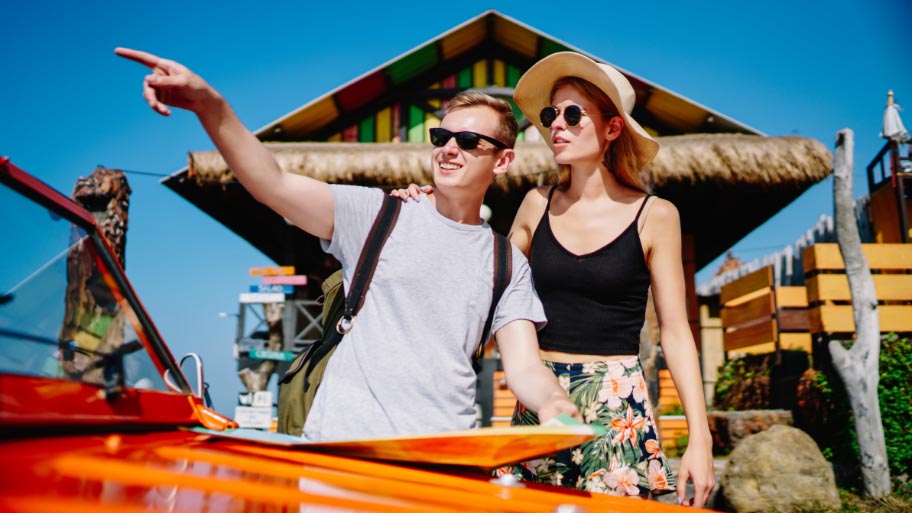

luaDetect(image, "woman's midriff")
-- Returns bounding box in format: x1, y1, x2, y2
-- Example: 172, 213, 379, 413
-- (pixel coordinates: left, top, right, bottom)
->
538, 349, 633, 364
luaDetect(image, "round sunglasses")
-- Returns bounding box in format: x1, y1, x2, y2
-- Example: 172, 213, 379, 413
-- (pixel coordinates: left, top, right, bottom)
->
539, 105, 588, 128
429, 128, 507, 150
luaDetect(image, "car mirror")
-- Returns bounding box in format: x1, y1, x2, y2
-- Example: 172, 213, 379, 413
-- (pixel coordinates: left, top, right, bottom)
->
164, 353, 212, 407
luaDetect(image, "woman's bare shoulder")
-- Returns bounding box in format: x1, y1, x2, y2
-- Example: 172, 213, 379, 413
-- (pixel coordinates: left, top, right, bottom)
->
526, 185, 553, 203
644, 196, 680, 225
517, 185, 552, 215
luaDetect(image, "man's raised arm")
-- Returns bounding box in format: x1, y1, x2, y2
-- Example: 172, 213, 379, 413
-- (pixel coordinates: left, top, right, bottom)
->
115, 47, 334, 240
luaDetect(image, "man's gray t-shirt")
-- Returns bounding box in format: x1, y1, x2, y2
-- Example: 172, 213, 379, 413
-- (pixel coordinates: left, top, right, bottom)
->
303, 185, 545, 442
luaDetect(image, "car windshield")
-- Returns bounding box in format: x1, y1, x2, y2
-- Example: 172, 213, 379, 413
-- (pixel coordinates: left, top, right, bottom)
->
0, 181, 166, 392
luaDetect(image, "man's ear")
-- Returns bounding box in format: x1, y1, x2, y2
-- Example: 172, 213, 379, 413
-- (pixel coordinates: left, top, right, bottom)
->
604, 116, 624, 142
493, 148, 515, 176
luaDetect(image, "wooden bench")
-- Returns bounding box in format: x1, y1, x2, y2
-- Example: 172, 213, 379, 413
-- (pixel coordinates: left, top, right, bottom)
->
720, 265, 811, 354
491, 369, 516, 428
803, 243, 912, 334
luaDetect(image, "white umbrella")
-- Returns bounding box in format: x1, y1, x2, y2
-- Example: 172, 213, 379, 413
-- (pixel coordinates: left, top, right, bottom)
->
881, 90, 909, 142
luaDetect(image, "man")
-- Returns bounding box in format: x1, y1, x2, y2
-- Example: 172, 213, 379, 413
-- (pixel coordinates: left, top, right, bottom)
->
117, 48, 579, 441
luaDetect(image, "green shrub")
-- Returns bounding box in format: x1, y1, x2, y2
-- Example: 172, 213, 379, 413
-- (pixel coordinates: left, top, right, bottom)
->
660, 403, 684, 416
712, 350, 809, 411
713, 353, 772, 410
794, 333, 912, 491
879, 333, 912, 488
664, 434, 689, 458
795, 364, 860, 488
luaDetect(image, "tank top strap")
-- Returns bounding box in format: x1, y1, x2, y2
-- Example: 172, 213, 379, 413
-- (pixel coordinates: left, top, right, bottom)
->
633, 194, 653, 223
545, 185, 559, 212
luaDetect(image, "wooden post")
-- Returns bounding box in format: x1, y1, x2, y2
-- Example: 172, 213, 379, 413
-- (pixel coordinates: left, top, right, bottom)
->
639, 288, 660, 410
830, 129, 891, 497
682, 234, 700, 350
72, 166, 131, 266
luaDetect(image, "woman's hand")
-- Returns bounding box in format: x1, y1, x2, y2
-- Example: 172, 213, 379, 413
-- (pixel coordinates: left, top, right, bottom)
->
676, 436, 715, 508
390, 184, 433, 202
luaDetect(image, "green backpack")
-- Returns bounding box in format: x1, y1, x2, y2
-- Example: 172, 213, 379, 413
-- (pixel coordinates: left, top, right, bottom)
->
276, 195, 511, 437
276, 267, 346, 437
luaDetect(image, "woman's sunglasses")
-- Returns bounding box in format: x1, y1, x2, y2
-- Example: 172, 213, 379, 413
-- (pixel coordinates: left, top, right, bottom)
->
539, 105, 587, 128
429, 128, 507, 150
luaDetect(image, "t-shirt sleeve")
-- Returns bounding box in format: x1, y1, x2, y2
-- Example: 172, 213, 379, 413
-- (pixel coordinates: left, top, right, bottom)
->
320, 185, 384, 269
490, 245, 547, 334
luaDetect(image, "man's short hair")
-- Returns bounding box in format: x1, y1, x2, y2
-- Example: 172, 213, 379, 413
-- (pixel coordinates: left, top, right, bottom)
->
445, 92, 518, 149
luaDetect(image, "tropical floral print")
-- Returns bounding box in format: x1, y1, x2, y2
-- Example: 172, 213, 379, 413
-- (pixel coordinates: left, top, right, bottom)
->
501, 356, 676, 496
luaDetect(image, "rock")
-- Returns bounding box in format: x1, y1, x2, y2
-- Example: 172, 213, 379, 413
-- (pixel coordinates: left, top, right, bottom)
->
717, 424, 840, 513
708, 409, 793, 453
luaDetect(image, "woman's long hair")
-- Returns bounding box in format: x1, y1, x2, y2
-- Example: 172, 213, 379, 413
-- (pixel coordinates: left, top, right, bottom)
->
552, 77, 647, 192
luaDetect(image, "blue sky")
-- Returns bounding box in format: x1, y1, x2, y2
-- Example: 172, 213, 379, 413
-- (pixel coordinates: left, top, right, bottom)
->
2, 1, 909, 414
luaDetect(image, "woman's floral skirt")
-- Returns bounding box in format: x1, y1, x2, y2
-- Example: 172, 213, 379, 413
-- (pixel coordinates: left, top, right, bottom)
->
500, 356, 676, 496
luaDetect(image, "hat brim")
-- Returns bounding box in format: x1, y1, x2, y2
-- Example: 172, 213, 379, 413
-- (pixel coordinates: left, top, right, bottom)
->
514, 52, 658, 170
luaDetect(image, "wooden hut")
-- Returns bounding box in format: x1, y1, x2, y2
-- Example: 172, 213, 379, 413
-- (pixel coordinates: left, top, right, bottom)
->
163, 10, 832, 344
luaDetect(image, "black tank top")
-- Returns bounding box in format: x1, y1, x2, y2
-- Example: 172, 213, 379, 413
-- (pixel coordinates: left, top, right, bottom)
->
530, 187, 651, 355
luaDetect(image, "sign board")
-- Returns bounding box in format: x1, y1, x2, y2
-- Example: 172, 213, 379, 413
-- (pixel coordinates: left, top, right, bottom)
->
237, 338, 266, 353
233, 406, 273, 429
239, 292, 285, 304
262, 275, 308, 286
238, 391, 273, 408
249, 349, 296, 361
249, 284, 294, 294
249, 266, 295, 276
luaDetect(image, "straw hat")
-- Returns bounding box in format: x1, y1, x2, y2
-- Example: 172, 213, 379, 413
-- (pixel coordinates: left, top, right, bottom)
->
514, 51, 659, 170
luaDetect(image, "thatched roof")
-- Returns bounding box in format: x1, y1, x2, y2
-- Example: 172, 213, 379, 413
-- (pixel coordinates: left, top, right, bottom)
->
186, 134, 832, 192
173, 134, 831, 270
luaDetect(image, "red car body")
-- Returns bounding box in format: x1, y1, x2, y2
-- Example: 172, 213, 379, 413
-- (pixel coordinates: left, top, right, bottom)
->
0, 158, 684, 513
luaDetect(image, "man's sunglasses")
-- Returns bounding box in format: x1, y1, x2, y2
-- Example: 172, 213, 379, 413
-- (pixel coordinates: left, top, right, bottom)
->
539, 105, 587, 128
429, 128, 507, 150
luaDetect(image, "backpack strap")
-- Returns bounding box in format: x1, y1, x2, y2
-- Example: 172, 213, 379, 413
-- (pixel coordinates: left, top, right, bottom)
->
336, 195, 402, 334
474, 232, 512, 363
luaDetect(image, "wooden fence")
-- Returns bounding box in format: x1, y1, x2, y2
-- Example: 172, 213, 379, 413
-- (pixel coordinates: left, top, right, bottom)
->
719, 243, 912, 354
697, 197, 872, 298
804, 243, 912, 334
720, 266, 811, 354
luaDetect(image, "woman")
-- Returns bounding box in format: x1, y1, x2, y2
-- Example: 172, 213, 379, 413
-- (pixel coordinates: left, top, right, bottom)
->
504, 52, 714, 506
394, 52, 714, 507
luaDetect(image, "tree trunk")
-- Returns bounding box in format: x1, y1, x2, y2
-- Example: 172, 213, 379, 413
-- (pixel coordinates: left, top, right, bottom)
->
238, 302, 284, 392
829, 129, 891, 497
